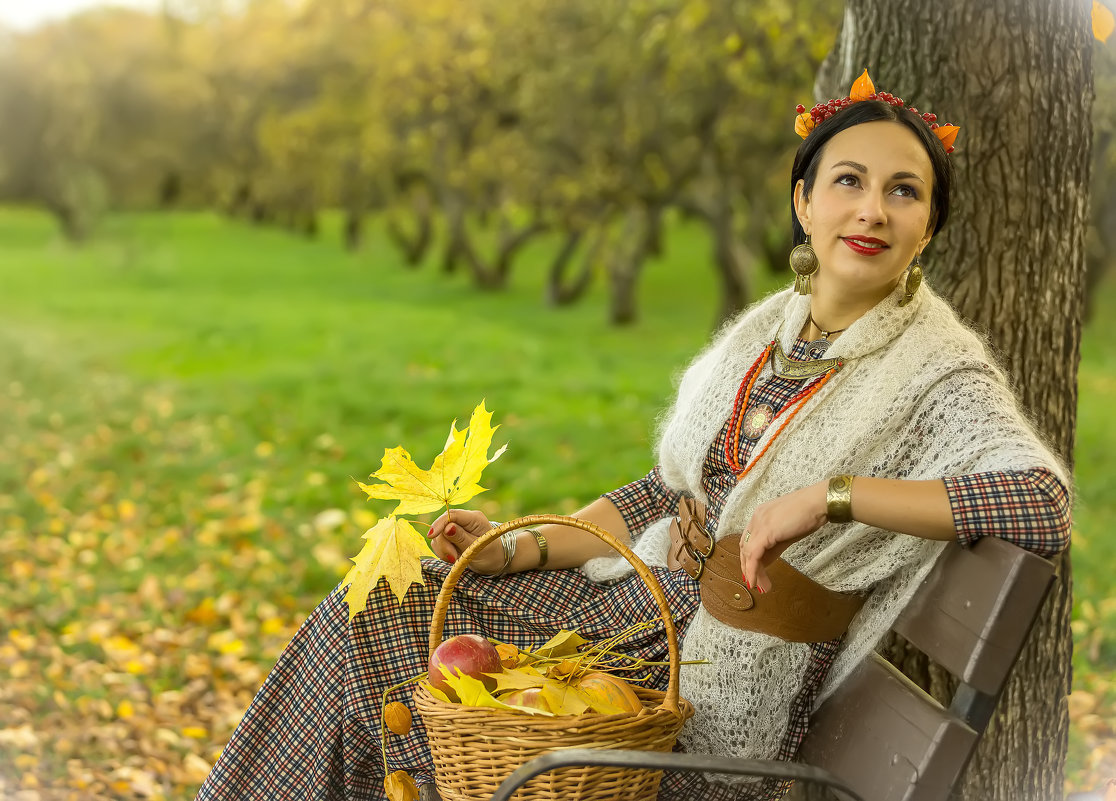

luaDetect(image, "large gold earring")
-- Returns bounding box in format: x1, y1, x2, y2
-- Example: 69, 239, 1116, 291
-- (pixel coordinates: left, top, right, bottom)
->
790, 236, 819, 295
899, 255, 922, 307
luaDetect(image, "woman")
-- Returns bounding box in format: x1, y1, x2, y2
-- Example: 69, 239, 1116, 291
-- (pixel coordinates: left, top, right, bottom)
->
197, 73, 1070, 801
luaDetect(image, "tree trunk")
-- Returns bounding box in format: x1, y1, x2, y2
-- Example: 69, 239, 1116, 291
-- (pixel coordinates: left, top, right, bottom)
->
493, 217, 547, 287
605, 205, 655, 326
684, 150, 757, 328
1085, 128, 1115, 323
387, 192, 434, 268
343, 208, 364, 252
812, 1, 1093, 799
545, 228, 600, 307
709, 191, 751, 329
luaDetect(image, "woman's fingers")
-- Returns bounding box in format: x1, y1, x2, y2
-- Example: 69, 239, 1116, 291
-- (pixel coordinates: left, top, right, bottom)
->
427, 531, 459, 564
426, 510, 448, 542
739, 482, 829, 593
739, 532, 768, 594
430, 509, 504, 570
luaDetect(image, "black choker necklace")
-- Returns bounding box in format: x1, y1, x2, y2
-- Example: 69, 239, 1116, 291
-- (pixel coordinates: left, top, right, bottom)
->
805, 313, 848, 359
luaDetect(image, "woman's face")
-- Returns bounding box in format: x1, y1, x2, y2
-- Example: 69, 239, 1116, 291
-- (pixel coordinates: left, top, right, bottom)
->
793, 120, 935, 306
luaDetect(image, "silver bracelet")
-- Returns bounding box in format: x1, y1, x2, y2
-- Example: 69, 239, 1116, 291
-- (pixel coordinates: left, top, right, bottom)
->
478, 523, 517, 578
496, 530, 517, 575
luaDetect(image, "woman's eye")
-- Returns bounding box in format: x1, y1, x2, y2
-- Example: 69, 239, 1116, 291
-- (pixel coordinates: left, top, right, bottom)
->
892, 184, 918, 199
836, 174, 859, 187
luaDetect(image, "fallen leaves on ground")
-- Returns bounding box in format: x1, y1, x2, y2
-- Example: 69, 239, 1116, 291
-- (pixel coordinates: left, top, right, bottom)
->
1, 363, 1112, 799
0, 368, 365, 799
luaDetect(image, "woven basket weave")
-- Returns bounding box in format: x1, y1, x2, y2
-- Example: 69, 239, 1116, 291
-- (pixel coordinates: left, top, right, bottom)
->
415, 514, 694, 801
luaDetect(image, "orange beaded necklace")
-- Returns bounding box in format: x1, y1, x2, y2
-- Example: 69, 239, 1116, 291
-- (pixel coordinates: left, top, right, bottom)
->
725, 339, 844, 478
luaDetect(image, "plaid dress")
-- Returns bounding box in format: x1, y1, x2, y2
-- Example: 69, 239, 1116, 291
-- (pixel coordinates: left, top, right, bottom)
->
196, 339, 1069, 801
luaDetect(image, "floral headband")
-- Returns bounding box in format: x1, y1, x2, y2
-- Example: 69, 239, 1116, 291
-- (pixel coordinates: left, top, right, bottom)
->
794, 69, 960, 154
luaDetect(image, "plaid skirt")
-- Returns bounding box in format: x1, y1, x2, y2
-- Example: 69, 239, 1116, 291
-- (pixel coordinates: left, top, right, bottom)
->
195, 559, 811, 801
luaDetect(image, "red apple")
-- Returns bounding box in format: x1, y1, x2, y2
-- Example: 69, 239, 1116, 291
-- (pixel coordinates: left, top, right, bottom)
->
428, 634, 502, 698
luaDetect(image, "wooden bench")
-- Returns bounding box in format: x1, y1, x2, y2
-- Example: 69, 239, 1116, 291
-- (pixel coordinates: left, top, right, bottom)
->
793, 535, 1056, 800
425, 535, 1056, 801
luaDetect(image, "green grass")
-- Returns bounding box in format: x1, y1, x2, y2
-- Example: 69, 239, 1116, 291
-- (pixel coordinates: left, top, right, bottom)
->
0, 206, 1112, 796
0, 208, 747, 520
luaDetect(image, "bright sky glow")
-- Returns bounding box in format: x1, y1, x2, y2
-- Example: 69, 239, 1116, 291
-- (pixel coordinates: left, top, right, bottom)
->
0, 0, 161, 30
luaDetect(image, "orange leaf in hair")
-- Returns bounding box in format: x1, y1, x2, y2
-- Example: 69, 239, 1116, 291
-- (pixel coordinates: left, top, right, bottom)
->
849, 69, 875, 102
934, 125, 960, 150
1094, 1, 1114, 42
794, 112, 815, 139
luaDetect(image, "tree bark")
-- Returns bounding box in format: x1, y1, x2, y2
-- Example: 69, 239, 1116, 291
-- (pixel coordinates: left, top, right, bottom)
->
811, 1, 1093, 799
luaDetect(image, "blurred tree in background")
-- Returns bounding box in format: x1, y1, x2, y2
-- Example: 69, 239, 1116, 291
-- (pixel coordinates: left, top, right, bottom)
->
0, 0, 1109, 324
0, 0, 844, 324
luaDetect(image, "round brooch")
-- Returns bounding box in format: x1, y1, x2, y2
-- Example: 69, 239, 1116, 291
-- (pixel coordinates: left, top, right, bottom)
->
740, 403, 775, 441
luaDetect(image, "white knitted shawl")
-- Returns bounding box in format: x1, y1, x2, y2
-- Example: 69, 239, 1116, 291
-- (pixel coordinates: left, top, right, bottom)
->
581, 280, 1066, 778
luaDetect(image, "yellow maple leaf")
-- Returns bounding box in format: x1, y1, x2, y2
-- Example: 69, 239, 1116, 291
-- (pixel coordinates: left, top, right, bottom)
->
1095, 1, 1115, 42
358, 401, 507, 516
341, 517, 432, 617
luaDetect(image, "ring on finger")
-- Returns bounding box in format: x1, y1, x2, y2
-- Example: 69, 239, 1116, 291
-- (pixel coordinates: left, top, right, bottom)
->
743, 530, 752, 544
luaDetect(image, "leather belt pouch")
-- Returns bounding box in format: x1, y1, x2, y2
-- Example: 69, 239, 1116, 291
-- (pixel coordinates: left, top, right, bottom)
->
668, 500, 865, 643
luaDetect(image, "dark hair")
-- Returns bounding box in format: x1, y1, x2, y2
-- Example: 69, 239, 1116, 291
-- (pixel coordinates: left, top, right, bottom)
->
789, 100, 954, 246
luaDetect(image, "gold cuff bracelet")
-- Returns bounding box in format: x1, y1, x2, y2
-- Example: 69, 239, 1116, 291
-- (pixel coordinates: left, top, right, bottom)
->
528, 528, 548, 568
826, 475, 854, 523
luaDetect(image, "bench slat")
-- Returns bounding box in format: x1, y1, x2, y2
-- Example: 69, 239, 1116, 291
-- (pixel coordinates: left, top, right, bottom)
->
800, 653, 977, 801
891, 537, 1054, 695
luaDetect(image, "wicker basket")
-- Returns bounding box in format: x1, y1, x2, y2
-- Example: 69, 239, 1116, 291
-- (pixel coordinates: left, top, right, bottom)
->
414, 514, 694, 801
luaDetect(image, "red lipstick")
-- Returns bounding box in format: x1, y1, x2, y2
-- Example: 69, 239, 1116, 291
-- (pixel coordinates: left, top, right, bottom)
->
841, 236, 889, 256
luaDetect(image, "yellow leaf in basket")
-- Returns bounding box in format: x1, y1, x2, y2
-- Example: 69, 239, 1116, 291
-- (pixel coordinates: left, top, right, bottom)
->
384, 770, 419, 801
540, 679, 592, 716
534, 629, 589, 658
358, 401, 507, 516
421, 681, 451, 703
341, 517, 432, 617
487, 665, 548, 692
442, 670, 515, 710
443, 670, 554, 716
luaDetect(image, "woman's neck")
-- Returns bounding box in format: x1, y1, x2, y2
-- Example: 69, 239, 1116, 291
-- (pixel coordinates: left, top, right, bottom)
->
806, 279, 899, 337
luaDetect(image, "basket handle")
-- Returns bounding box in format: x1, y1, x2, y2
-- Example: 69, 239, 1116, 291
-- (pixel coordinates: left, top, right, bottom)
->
427, 514, 683, 715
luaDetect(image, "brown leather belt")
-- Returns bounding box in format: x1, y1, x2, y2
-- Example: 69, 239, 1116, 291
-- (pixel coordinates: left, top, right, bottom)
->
667, 497, 865, 643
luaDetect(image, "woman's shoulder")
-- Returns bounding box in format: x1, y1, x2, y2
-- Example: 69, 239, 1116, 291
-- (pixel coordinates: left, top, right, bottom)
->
907, 287, 1006, 376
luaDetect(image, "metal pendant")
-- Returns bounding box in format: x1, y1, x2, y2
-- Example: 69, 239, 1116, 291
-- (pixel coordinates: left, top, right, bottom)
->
806, 338, 832, 359
740, 403, 775, 441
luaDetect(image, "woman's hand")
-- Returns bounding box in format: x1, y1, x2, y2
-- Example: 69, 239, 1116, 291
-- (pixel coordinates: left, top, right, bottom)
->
428, 509, 507, 575
739, 480, 828, 593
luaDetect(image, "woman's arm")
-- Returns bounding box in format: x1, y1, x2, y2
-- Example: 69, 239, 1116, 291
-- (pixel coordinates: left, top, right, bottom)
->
738, 477, 952, 593
740, 468, 1071, 593
428, 497, 631, 574
429, 465, 683, 574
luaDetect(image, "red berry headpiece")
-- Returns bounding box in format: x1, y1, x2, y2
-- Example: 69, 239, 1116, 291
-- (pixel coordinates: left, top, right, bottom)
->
794, 69, 960, 154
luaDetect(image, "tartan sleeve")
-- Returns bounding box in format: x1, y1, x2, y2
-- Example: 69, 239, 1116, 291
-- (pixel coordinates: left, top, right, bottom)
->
943, 467, 1071, 557
602, 465, 682, 537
